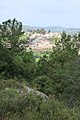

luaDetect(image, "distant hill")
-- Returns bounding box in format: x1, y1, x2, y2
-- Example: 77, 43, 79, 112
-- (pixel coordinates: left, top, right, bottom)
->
23, 25, 80, 34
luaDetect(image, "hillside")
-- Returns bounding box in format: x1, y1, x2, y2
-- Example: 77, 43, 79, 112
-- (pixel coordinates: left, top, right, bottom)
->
1, 18, 80, 120
23, 25, 80, 34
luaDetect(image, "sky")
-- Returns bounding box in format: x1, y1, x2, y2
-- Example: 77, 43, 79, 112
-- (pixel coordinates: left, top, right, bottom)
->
0, 0, 80, 27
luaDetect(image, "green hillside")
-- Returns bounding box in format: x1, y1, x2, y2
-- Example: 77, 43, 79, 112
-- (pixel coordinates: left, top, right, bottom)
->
1, 18, 80, 119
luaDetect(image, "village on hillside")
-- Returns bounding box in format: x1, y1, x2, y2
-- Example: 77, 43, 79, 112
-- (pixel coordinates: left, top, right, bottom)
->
23, 31, 61, 51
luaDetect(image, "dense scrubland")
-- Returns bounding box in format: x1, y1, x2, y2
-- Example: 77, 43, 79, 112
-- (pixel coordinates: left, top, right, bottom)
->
1, 19, 80, 120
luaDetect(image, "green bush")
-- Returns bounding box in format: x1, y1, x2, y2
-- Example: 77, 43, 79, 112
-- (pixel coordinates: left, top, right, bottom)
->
32, 75, 53, 95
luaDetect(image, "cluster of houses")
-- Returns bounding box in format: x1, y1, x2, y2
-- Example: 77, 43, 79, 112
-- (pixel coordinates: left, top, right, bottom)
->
28, 37, 52, 50
29, 32, 61, 40
27, 32, 61, 51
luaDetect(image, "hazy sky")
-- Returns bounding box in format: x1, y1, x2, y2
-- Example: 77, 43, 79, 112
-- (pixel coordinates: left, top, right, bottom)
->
0, 0, 80, 27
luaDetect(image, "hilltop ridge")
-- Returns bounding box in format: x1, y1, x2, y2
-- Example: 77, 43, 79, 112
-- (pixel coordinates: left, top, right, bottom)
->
23, 25, 80, 34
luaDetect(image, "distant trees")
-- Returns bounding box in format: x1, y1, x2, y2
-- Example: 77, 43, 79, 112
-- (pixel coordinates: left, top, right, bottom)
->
36, 28, 46, 34
48, 29, 51, 33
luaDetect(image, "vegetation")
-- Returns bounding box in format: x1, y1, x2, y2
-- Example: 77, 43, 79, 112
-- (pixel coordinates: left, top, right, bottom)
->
1, 19, 80, 119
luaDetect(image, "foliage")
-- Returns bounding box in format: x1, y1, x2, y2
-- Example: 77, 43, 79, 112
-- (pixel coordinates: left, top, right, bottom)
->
32, 75, 53, 95
1, 18, 80, 119
0, 79, 80, 120
0, 18, 24, 53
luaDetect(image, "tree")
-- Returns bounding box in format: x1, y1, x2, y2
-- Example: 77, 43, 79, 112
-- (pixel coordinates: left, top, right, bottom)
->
0, 18, 24, 52
48, 29, 51, 33
61, 31, 66, 41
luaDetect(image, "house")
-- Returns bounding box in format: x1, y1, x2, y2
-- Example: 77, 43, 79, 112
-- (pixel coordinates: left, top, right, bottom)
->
40, 39, 50, 44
